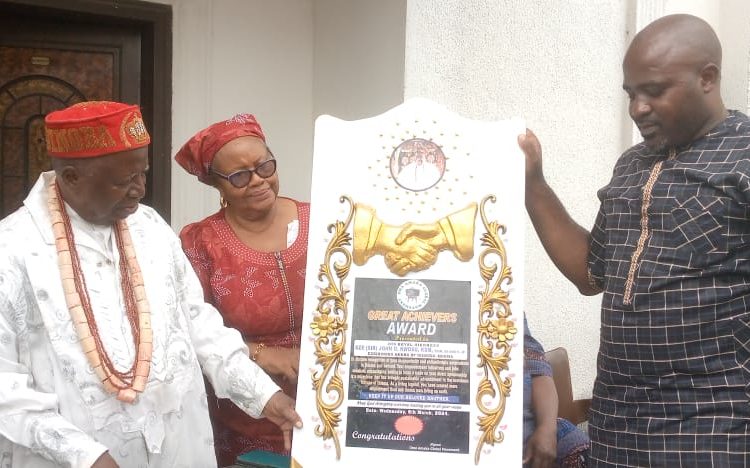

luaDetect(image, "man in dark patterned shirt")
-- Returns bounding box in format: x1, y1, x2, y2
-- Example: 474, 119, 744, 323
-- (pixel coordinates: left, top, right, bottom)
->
520, 14, 750, 466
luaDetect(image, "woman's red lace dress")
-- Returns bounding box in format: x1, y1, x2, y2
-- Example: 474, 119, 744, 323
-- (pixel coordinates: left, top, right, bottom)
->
180, 200, 309, 466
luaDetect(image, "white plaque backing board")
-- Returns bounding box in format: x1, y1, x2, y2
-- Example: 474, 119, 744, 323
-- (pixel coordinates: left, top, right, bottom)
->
293, 98, 525, 467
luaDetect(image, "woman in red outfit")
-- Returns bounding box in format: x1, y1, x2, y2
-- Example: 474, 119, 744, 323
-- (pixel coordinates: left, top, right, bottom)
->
175, 114, 307, 466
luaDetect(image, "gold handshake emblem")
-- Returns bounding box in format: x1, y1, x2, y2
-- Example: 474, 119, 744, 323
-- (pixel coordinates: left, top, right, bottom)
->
352, 202, 478, 275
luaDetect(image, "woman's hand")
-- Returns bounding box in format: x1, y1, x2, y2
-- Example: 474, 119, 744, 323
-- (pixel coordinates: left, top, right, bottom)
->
250, 344, 300, 386
523, 422, 557, 468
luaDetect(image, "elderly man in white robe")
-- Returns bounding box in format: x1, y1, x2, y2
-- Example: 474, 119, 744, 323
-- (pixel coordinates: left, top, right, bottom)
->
0, 101, 301, 468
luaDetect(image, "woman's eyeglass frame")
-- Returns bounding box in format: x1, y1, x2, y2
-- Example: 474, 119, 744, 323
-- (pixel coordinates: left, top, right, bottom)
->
211, 157, 277, 188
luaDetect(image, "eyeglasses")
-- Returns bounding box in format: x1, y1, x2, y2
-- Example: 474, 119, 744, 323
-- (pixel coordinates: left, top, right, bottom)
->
211, 158, 277, 188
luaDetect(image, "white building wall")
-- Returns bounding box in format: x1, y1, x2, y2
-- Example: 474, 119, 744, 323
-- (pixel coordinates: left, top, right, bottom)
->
404, 0, 750, 398
405, 0, 628, 399
313, 0, 406, 121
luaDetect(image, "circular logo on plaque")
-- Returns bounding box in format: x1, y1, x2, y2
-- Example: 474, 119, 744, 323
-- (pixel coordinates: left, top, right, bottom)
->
390, 138, 446, 192
396, 279, 430, 311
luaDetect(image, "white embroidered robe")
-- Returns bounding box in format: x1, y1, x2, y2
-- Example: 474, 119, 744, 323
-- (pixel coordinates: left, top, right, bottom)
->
0, 172, 280, 468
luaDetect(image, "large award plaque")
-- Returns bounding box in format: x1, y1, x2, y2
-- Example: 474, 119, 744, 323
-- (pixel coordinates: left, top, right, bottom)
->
292, 98, 525, 467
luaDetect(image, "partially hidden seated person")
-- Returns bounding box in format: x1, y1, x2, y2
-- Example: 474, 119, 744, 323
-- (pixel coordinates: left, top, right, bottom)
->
524, 317, 590, 468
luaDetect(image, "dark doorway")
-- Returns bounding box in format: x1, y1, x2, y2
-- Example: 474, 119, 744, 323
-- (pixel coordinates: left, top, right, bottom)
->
0, 0, 172, 221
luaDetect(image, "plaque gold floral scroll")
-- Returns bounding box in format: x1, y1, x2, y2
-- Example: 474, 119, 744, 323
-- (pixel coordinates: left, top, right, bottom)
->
292, 98, 526, 467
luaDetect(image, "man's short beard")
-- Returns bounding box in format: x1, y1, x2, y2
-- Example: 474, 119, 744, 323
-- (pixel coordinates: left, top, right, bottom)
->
645, 136, 669, 154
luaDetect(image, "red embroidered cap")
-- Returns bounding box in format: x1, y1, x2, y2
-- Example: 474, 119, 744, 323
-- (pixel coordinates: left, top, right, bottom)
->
174, 113, 266, 184
45, 101, 150, 159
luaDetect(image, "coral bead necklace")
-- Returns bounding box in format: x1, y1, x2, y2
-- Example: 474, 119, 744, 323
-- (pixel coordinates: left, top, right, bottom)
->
47, 178, 152, 403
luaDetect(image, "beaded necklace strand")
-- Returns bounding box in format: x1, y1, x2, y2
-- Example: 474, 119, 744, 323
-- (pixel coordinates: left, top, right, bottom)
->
48, 178, 152, 403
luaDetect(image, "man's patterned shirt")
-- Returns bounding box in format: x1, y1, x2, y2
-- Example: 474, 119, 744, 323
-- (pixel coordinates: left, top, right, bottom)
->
587, 110, 750, 466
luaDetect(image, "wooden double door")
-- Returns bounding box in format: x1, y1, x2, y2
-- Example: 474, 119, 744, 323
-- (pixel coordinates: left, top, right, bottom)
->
0, 0, 171, 220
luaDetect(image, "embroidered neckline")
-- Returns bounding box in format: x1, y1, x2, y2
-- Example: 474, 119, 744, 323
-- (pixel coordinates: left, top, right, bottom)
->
212, 199, 308, 265
622, 148, 677, 305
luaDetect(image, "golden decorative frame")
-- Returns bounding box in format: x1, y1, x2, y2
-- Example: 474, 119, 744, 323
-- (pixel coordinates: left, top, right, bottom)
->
308, 194, 517, 464
310, 195, 355, 459
474, 195, 517, 464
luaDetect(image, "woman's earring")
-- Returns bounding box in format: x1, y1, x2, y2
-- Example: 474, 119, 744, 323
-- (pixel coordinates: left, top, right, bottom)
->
220, 196, 228, 208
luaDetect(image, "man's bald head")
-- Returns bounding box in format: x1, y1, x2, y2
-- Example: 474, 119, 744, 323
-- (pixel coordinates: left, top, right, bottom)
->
622, 14, 726, 152
627, 14, 721, 75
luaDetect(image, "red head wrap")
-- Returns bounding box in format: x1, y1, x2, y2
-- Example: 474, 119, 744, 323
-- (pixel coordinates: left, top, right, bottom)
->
174, 113, 266, 184
45, 101, 150, 158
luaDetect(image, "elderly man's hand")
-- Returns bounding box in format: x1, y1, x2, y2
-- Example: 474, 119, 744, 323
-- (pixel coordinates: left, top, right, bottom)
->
91, 451, 119, 468
261, 391, 303, 450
